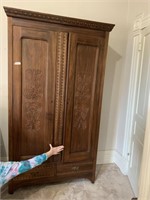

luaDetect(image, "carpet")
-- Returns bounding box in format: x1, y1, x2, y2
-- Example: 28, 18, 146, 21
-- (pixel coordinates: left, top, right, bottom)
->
1, 164, 135, 200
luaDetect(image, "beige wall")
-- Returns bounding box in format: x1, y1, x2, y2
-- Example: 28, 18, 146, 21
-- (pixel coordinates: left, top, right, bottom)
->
0, 0, 129, 159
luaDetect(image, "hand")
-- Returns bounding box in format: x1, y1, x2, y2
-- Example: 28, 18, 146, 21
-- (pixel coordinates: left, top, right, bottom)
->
46, 144, 64, 158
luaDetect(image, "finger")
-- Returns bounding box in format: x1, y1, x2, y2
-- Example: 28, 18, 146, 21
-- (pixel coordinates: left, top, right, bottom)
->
59, 146, 64, 149
58, 145, 64, 148
55, 147, 63, 151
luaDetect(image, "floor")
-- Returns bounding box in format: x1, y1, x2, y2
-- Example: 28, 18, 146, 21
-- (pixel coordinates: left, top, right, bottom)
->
1, 164, 135, 200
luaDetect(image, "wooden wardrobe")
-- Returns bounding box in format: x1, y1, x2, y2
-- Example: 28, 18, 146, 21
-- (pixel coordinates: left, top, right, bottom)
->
4, 7, 114, 193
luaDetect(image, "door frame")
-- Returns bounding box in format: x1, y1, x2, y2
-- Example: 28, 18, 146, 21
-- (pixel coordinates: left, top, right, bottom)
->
138, 15, 150, 199
138, 91, 150, 199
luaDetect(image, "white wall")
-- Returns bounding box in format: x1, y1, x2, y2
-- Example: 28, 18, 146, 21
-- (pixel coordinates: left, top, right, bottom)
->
0, 0, 129, 160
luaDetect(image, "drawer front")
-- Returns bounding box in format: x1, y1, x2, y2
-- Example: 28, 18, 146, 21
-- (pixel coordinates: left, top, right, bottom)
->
14, 163, 55, 180
57, 163, 93, 175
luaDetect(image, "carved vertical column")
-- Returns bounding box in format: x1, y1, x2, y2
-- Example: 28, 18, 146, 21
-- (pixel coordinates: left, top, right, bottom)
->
54, 32, 68, 146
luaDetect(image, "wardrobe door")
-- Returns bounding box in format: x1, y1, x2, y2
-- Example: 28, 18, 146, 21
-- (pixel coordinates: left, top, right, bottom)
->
11, 26, 56, 161
64, 33, 105, 163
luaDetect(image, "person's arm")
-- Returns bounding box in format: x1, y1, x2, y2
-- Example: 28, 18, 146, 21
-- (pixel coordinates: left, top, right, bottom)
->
0, 144, 64, 187
17, 144, 64, 173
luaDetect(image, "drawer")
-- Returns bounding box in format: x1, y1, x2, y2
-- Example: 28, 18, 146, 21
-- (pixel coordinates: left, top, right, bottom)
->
57, 163, 93, 175
14, 163, 55, 180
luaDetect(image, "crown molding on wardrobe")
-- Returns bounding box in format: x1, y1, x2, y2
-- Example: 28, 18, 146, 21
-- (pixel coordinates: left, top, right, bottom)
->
4, 6, 115, 32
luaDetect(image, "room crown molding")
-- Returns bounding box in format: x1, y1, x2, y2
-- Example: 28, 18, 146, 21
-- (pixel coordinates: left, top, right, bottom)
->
133, 13, 144, 31
133, 14, 150, 31
141, 15, 150, 29
4, 6, 115, 32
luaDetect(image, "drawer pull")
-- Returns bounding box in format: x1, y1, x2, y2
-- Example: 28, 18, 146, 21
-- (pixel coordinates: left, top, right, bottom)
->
72, 166, 79, 171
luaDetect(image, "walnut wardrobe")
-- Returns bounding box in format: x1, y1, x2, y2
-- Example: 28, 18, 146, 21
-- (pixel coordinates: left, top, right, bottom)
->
4, 7, 114, 193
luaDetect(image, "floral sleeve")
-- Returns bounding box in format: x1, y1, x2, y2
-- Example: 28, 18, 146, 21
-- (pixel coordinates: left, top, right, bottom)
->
0, 153, 48, 187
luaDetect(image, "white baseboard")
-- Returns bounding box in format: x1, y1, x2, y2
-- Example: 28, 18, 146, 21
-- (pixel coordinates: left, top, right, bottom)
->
96, 150, 114, 164
96, 150, 128, 175
0, 156, 8, 161
114, 151, 128, 175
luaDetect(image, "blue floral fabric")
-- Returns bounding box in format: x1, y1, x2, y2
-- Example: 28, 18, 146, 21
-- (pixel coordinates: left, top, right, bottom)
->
0, 153, 47, 187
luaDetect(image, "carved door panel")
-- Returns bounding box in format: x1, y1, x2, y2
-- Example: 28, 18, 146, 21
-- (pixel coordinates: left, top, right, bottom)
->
12, 26, 68, 161
64, 33, 104, 163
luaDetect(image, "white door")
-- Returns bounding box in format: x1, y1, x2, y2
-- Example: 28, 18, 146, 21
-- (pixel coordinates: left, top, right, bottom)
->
128, 26, 150, 195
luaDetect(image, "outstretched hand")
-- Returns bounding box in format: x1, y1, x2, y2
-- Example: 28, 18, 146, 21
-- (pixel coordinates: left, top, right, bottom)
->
46, 144, 64, 158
